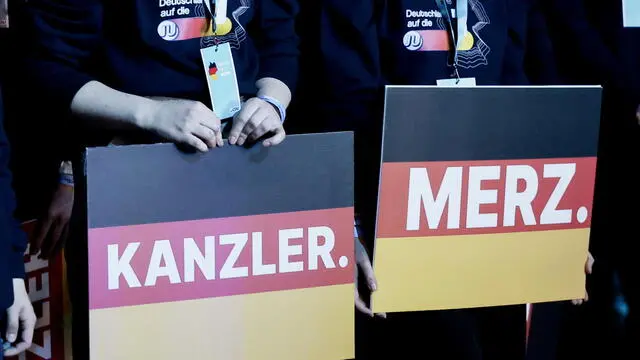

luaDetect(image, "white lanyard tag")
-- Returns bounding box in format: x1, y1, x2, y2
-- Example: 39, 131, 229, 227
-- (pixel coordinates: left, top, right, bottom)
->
200, 43, 242, 119
436, 77, 476, 87
623, 0, 640, 27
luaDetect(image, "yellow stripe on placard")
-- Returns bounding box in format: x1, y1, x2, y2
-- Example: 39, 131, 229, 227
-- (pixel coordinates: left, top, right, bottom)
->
90, 284, 354, 360
371, 229, 589, 313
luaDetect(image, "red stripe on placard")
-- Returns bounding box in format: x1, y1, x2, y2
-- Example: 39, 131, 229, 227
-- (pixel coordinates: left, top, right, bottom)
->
377, 157, 596, 238
89, 207, 354, 310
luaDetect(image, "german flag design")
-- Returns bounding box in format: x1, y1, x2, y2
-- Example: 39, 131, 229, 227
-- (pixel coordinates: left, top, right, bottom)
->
86, 133, 355, 360
208, 62, 218, 80
372, 86, 602, 313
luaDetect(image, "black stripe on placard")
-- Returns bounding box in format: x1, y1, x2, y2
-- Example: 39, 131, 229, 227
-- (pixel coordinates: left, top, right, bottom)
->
381, 86, 601, 163
87, 132, 353, 228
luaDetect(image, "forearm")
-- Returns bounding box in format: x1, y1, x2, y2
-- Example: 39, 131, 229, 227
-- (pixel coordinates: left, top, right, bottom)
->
0, 178, 27, 280
256, 77, 292, 108
0, 93, 27, 277
0, 176, 27, 279
70, 81, 154, 130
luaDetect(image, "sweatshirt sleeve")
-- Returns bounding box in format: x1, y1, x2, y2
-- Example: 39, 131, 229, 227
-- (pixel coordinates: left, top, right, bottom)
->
319, 0, 382, 115
0, 88, 26, 280
501, 0, 531, 85
524, 1, 561, 85
252, 0, 300, 92
26, 0, 102, 115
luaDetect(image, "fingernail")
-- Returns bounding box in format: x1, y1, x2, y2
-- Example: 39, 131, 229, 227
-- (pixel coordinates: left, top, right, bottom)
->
370, 282, 377, 291
229, 136, 236, 144
7, 334, 16, 342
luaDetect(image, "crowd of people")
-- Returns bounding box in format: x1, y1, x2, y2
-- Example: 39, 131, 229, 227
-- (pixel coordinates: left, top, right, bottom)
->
0, 0, 638, 359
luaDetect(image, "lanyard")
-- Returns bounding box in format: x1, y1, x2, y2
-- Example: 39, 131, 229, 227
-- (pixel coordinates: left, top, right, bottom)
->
204, 0, 217, 33
433, 0, 468, 80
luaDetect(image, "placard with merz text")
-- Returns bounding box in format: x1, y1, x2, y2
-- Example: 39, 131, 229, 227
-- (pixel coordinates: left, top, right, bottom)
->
372, 86, 601, 312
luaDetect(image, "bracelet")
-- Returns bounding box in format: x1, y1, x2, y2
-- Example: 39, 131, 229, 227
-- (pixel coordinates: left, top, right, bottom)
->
258, 95, 286, 123
59, 173, 74, 187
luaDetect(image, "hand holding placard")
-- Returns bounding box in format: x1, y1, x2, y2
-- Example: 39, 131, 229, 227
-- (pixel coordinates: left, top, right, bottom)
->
572, 252, 594, 306
31, 183, 74, 259
229, 97, 286, 147
139, 98, 223, 152
3, 280, 36, 357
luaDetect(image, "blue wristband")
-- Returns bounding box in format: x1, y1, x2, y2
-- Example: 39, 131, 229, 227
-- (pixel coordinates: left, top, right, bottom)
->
60, 173, 74, 187
258, 95, 286, 123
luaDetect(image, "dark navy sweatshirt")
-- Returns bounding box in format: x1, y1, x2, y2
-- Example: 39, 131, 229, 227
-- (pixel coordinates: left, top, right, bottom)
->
312, 0, 535, 134
26, 0, 299, 120
0, 85, 27, 312
377, 0, 531, 85
541, 0, 640, 128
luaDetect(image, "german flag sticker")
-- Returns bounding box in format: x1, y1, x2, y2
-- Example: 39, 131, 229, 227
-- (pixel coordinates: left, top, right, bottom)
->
208, 62, 218, 80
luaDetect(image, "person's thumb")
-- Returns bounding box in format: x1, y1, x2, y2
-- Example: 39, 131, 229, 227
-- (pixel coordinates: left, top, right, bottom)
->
5, 307, 19, 343
586, 253, 595, 275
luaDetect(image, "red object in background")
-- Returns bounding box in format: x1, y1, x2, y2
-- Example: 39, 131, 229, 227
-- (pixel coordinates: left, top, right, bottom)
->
20, 220, 68, 360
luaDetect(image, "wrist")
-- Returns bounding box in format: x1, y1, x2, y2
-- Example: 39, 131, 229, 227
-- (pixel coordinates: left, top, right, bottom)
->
258, 95, 286, 123
59, 174, 75, 187
132, 97, 157, 129
11, 278, 27, 298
